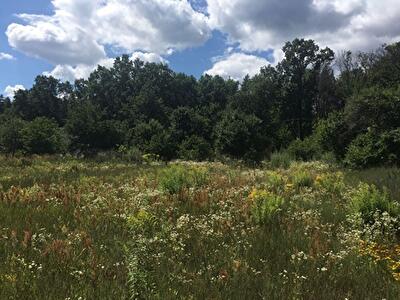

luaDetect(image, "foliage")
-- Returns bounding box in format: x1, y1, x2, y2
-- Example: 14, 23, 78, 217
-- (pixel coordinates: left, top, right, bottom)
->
0, 117, 26, 155
345, 85, 400, 134
314, 112, 350, 159
215, 109, 269, 162
0, 158, 399, 299
178, 135, 212, 161
21, 117, 67, 154
249, 189, 285, 224
269, 151, 294, 169
344, 129, 400, 169
287, 136, 320, 161
0, 39, 400, 166
349, 183, 400, 225
158, 164, 209, 194
292, 171, 314, 188
117, 145, 143, 163
129, 119, 174, 160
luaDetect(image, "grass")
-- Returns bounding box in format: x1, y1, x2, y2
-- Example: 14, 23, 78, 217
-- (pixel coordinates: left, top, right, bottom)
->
345, 167, 400, 202
0, 156, 399, 299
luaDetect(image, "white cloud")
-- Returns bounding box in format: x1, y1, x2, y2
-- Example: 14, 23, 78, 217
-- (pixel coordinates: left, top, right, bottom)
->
205, 52, 270, 81
0, 52, 15, 60
45, 52, 166, 82
130, 52, 168, 64
207, 0, 400, 60
6, 0, 210, 68
95, 0, 211, 54
44, 57, 114, 82
4, 85, 25, 99
7, 14, 106, 65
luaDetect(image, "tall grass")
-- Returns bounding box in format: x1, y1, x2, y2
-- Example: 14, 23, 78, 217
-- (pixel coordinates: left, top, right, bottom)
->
0, 157, 399, 299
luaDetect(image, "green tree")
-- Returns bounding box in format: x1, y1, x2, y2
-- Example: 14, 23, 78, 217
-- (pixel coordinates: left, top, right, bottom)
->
278, 38, 334, 140
66, 100, 123, 151
129, 119, 174, 160
12, 76, 68, 124
0, 95, 11, 114
22, 117, 67, 154
0, 116, 26, 155
215, 109, 269, 162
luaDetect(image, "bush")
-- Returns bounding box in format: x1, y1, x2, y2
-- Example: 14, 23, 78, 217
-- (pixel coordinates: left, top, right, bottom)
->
0, 117, 26, 155
249, 189, 285, 224
345, 131, 387, 169
130, 119, 175, 160
158, 164, 209, 194
117, 145, 143, 163
269, 151, 294, 169
380, 129, 400, 166
314, 112, 351, 159
178, 135, 212, 161
292, 171, 314, 188
66, 101, 123, 151
22, 117, 67, 154
350, 183, 400, 225
215, 110, 269, 162
287, 136, 320, 161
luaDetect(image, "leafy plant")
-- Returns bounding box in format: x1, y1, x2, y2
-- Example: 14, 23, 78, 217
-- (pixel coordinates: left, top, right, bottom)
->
158, 164, 209, 194
292, 171, 314, 188
249, 189, 285, 224
349, 183, 400, 224
269, 151, 294, 169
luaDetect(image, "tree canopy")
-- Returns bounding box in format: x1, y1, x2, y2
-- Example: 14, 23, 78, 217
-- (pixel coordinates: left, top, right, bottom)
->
1, 38, 400, 167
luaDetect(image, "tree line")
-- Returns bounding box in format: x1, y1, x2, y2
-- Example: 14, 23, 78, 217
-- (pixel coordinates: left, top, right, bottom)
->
1, 38, 399, 168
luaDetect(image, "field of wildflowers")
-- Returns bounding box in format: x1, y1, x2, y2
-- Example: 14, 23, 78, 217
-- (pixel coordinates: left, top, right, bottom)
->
0, 156, 399, 299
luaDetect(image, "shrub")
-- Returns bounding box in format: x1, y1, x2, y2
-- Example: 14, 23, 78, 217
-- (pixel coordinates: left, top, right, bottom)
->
66, 101, 123, 151
350, 183, 400, 225
344, 131, 386, 169
269, 151, 294, 169
214, 109, 269, 162
0, 117, 26, 155
178, 135, 212, 161
117, 145, 143, 163
314, 112, 350, 159
158, 164, 209, 194
249, 189, 285, 224
380, 129, 400, 166
130, 119, 175, 160
314, 172, 345, 194
320, 152, 337, 166
292, 171, 314, 188
265, 171, 287, 190
22, 117, 67, 154
287, 136, 320, 161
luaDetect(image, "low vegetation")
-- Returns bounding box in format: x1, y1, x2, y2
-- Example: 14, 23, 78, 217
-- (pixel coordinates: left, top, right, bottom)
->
1, 156, 399, 299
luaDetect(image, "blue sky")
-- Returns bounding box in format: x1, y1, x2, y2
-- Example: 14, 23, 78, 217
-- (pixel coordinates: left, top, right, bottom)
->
0, 0, 53, 93
1, 0, 400, 98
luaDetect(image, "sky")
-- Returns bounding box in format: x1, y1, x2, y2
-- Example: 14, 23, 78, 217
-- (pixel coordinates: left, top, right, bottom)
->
1, 0, 400, 98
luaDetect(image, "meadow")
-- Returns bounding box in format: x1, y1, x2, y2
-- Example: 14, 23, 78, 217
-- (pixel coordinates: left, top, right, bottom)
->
0, 156, 399, 299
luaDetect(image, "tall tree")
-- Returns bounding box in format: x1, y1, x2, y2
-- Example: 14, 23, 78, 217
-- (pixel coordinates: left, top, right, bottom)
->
278, 38, 334, 140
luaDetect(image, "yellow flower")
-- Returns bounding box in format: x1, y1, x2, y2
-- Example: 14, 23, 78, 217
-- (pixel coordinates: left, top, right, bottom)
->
2, 274, 17, 283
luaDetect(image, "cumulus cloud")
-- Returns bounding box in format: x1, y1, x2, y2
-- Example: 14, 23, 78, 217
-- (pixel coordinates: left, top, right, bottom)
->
130, 52, 167, 64
6, 0, 210, 67
205, 52, 270, 81
0, 52, 15, 60
5, 0, 400, 82
207, 0, 400, 60
95, 0, 211, 54
45, 52, 166, 82
4, 85, 25, 99
7, 14, 106, 65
